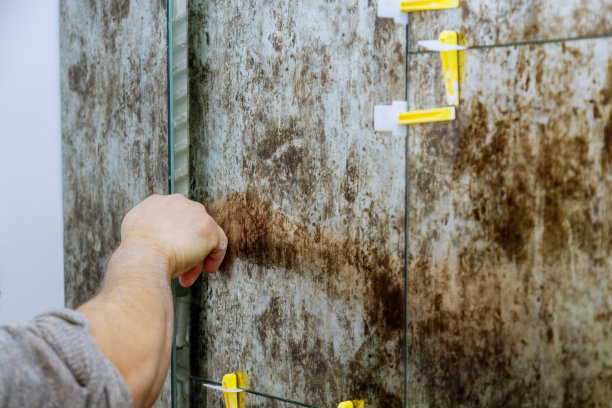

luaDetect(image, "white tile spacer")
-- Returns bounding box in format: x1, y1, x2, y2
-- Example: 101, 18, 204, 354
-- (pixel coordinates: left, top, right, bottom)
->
417, 40, 467, 52
374, 101, 408, 137
377, 0, 408, 25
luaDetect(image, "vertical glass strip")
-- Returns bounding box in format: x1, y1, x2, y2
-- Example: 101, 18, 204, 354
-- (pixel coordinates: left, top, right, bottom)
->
404, 14, 410, 408
169, 0, 191, 407
167, 1, 177, 407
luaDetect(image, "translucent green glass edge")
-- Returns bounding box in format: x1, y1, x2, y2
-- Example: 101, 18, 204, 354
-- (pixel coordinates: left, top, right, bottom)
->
167, 1, 178, 408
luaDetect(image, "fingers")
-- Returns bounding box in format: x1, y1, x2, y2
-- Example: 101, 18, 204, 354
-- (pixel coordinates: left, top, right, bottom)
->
203, 225, 228, 274
179, 261, 204, 288
120, 193, 228, 284
178, 221, 227, 286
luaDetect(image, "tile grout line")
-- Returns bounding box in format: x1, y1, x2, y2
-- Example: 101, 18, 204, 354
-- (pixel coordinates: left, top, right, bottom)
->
189, 377, 321, 408
407, 31, 612, 55
404, 12, 411, 408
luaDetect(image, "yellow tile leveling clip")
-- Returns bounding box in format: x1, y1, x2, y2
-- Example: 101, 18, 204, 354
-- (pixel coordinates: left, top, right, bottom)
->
401, 0, 459, 12
374, 31, 461, 133
439, 30, 460, 106
399, 107, 456, 125
222, 373, 246, 408
378, 0, 459, 24
337, 400, 365, 408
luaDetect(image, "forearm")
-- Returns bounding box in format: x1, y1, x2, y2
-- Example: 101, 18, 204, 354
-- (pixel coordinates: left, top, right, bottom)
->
76, 194, 227, 407
78, 245, 174, 408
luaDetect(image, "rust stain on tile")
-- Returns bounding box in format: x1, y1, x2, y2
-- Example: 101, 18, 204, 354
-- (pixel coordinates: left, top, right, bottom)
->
407, 41, 612, 406
207, 192, 404, 332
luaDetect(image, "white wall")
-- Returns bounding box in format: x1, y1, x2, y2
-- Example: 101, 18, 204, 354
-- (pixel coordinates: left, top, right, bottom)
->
0, 1, 64, 324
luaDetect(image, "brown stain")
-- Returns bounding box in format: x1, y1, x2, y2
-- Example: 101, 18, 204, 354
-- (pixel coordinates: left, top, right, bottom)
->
67, 53, 95, 97
408, 46, 612, 404
187, 0, 406, 404
109, 0, 131, 22
453, 101, 534, 262
256, 118, 303, 160
453, 100, 599, 263
206, 191, 404, 332
409, 258, 518, 407
243, 117, 332, 204
205, 192, 404, 405
256, 296, 284, 359
601, 59, 612, 105
342, 149, 361, 203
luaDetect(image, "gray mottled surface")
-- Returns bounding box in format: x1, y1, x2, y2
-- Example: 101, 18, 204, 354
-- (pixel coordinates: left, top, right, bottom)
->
188, 0, 406, 405
409, 0, 612, 49
60, 0, 170, 406
407, 40, 612, 406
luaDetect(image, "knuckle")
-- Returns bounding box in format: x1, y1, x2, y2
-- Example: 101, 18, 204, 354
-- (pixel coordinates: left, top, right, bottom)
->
195, 216, 214, 233
203, 215, 217, 229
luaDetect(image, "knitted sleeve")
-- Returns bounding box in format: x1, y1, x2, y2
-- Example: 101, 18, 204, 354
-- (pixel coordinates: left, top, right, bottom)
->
0, 309, 133, 408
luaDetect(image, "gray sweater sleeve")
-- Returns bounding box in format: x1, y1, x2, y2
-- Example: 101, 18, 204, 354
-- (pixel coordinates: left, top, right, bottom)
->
0, 309, 133, 408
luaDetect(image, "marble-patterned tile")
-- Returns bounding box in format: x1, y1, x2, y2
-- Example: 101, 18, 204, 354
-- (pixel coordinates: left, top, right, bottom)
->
61, 0, 169, 308
188, 0, 406, 405
60, 1, 170, 406
407, 39, 612, 406
409, 0, 612, 50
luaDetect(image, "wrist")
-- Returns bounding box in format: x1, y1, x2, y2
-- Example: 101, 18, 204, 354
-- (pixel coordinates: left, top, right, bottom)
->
104, 244, 173, 289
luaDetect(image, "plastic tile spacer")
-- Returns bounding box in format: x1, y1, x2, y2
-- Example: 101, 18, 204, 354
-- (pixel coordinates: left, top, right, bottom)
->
439, 30, 460, 106
222, 372, 246, 408
378, 0, 459, 24
401, 0, 459, 12
374, 30, 462, 128
337, 400, 365, 408
375, 102, 455, 131
377, 0, 409, 24
374, 101, 409, 136
399, 107, 455, 124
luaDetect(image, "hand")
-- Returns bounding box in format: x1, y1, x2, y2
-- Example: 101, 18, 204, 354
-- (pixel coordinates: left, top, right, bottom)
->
79, 194, 228, 408
119, 194, 227, 287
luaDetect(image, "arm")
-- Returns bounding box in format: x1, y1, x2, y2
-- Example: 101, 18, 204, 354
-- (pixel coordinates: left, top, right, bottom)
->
77, 194, 227, 408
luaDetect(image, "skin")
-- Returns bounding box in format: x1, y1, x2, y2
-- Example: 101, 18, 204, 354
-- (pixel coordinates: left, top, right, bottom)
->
77, 194, 227, 408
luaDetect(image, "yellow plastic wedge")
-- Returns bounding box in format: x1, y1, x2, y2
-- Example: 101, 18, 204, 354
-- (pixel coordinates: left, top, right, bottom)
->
439, 30, 460, 106
337, 400, 365, 408
222, 373, 245, 408
399, 107, 456, 125
400, 0, 459, 12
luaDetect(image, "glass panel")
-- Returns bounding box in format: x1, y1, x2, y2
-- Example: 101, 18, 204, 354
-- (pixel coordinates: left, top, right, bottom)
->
187, 0, 407, 406
408, 0, 612, 51
169, 0, 191, 406
406, 39, 612, 406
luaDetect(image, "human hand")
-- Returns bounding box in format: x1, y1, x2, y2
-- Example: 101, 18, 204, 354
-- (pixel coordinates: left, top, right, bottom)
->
119, 194, 227, 287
